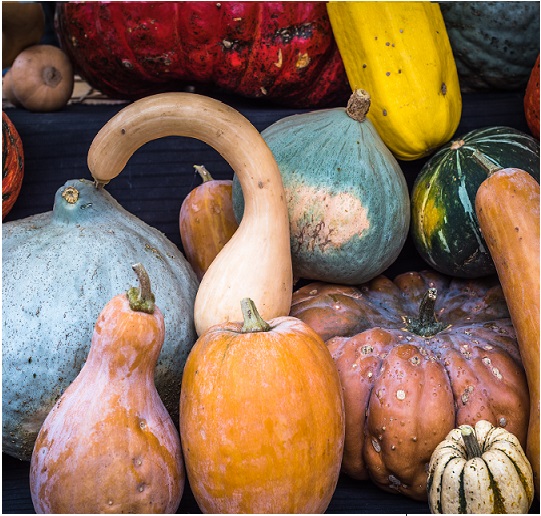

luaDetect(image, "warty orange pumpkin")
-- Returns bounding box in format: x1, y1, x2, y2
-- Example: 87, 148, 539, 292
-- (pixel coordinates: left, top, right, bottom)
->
290, 270, 530, 500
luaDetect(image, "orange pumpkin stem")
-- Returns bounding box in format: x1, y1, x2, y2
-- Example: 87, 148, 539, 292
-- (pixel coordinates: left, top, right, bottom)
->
460, 425, 483, 459
240, 297, 271, 333
127, 262, 155, 314
194, 164, 213, 183
472, 149, 503, 177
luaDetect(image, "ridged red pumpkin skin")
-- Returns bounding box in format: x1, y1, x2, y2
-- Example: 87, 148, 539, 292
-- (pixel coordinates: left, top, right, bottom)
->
525, 55, 540, 139
2, 111, 24, 220
54, 1, 350, 108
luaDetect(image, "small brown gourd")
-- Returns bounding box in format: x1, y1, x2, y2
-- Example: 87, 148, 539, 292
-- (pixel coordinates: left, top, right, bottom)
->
474, 150, 540, 494
29, 263, 184, 514
87, 92, 293, 336
3, 44, 74, 112
179, 164, 238, 280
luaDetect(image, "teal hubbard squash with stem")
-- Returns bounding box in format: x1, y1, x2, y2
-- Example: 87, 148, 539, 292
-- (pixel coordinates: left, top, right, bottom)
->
233, 89, 410, 285
411, 126, 539, 278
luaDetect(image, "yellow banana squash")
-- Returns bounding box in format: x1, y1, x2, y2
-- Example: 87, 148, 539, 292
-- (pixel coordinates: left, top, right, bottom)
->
327, 1, 462, 161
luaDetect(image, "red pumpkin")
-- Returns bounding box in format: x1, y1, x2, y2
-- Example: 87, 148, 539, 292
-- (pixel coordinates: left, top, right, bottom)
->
290, 271, 530, 500
525, 54, 540, 139
2, 111, 24, 220
54, 1, 350, 108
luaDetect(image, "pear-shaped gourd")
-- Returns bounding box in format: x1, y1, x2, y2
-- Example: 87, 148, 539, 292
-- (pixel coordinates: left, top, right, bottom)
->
30, 264, 184, 514
2, 179, 198, 461
232, 89, 410, 284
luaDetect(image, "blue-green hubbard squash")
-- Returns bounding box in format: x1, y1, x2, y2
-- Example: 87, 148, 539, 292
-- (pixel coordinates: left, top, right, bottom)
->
2, 179, 199, 461
232, 89, 410, 285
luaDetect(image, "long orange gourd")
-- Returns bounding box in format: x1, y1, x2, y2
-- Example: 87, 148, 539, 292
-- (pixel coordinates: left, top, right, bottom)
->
474, 150, 540, 494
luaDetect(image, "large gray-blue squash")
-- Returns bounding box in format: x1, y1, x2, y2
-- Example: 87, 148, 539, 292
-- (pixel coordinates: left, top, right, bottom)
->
2, 178, 199, 460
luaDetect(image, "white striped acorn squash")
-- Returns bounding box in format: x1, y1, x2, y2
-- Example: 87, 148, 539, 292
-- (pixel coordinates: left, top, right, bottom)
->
428, 420, 534, 514
411, 126, 540, 278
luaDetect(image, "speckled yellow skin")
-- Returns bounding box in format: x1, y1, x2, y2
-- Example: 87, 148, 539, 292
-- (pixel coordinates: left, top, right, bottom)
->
327, 1, 462, 160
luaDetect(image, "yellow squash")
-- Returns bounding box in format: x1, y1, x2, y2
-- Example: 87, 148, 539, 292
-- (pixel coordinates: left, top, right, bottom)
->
327, 1, 462, 160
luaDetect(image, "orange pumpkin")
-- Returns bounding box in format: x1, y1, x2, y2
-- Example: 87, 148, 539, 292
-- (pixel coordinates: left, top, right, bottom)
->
290, 270, 529, 500
2, 110, 24, 219
30, 263, 184, 513
179, 165, 238, 280
179, 298, 345, 513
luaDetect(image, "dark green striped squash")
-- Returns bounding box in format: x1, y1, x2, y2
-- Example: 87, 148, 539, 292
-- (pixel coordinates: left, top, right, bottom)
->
411, 126, 540, 278
232, 89, 410, 284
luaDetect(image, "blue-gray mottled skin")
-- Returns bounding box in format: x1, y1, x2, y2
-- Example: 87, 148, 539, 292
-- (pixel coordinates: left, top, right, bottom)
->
233, 102, 410, 285
2, 179, 199, 461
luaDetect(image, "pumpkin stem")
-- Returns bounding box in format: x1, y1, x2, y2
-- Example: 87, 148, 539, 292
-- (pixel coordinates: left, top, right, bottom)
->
194, 164, 213, 183
460, 425, 483, 459
346, 89, 371, 123
403, 287, 449, 337
240, 298, 271, 333
472, 149, 503, 177
127, 263, 155, 314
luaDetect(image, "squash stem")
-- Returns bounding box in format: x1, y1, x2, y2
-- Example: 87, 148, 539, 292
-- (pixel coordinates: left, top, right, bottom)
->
240, 298, 271, 333
346, 89, 371, 123
403, 288, 448, 337
461, 425, 483, 459
472, 149, 503, 177
194, 164, 213, 183
127, 263, 155, 314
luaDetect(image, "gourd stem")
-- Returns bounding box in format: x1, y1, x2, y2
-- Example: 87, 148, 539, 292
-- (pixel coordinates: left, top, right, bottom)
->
346, 89, 371, 123
127, 263, 155, 314
403, 288, 448, 337
194, 164, 213, 183
240, 298, 271, 333
472, 149, 503, 177
461, 425, 483, 459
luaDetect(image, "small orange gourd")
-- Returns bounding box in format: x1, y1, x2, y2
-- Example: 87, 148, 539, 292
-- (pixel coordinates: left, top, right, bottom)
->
179, 298, 345, 513
474, 150, 540, 494
30, 263, 184, 513
179, 165, 238, 280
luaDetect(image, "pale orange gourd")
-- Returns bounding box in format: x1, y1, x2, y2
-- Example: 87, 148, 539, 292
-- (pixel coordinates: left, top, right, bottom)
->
179, 165, 238, 280
87, 92, 293, 336
474, 151, 540, 494
29, 263, 184, 513
179, 298, 345, 513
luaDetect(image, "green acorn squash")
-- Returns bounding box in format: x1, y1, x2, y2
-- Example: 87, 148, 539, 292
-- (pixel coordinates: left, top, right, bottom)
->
411, 126, 540, 278
440, 1, 540, 92
232, 90, 410, 284
2, 179, 199, 461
